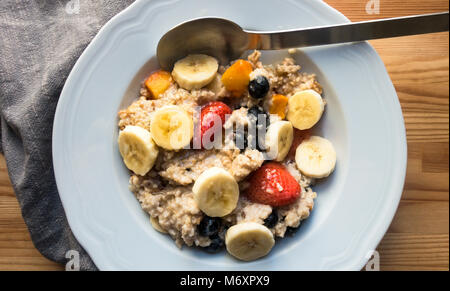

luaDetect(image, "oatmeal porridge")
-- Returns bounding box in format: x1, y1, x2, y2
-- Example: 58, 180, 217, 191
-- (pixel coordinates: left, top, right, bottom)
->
117, 50, 337, 261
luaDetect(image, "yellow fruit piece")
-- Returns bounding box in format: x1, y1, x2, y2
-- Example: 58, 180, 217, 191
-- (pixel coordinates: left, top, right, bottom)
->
221, 60, 253, 97
287, 90, 324, 130
269, 94, 289, 119
118, 126, 159, 176
171, 54, 218, 90
150, 106, 194, 150
145, 70, 172, 99
150, 217, 167, 234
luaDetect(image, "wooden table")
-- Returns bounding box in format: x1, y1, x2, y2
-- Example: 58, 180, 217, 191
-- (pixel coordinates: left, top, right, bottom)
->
0, 0, 448, 271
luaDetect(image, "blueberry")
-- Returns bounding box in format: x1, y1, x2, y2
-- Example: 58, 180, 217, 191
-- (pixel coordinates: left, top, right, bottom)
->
248, 106, 270, 128
248, 106, 270, 151
264, 209, 279, 228
249, 76, 270, 99
198, 216, 221, 237
204, 235, 225, 253
285, 226, 300, 237
248, 106, 264, 119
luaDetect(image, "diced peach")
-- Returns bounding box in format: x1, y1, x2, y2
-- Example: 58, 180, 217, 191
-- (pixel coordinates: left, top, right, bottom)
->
269, 94, 289, 119
221, 60, 253, 97
145, 70, 173, 99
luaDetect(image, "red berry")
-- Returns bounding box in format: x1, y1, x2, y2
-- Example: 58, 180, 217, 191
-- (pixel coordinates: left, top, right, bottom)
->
247, 162, 301, 207
201, 101, 232, 148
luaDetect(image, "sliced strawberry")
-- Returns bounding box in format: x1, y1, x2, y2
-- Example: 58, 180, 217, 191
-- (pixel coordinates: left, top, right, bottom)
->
286, 129, 311, 161
201, 101, 232, 148
247, 162, 301, 207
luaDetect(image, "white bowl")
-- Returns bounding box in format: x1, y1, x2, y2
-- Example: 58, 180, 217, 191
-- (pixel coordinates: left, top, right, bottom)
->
53, 0, 407, 270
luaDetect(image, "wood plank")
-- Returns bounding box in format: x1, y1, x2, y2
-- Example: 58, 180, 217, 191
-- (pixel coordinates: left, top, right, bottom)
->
388, 200, 449, 234
0, 157, 63, 271
371, 34, 449, 143
378, 233, 449, 271
324, 0, 449, 21
0, 157, 15, 198
402, 143, 449, 201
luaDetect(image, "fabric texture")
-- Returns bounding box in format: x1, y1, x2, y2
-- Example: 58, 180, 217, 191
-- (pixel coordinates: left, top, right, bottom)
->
0, 0, 135, 271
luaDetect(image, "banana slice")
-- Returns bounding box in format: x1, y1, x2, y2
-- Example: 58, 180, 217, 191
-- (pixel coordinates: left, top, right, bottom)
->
150, 216, 167, 234
206, 74, 224, 94
150, 105, 194, 150
172, 54, 219, 90
265, 121, 294, 161
287, 90, 325, 130
193, 167, 239, 217
295, 136, 336, 178
118, 126, 159, 176
225, 222, 275, 261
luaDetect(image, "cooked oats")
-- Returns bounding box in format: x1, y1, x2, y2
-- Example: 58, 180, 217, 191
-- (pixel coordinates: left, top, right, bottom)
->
119, 50, 323, 247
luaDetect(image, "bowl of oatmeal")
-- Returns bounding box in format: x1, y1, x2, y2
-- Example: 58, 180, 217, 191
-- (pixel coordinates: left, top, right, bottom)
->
53, 0, 407, 270
117, 50, 334, 261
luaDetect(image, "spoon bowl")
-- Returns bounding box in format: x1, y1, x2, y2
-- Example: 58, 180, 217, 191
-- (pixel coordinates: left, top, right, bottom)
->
157, 17, 249, 71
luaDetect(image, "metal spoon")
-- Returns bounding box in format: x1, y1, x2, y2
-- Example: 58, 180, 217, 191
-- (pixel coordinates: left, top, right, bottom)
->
157, 12, 448, 70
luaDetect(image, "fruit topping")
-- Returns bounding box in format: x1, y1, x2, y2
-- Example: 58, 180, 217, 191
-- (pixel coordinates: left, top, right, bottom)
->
221, 60, 253, 97
287, 90, 325, 130
204, 235, 225, 253
269, 94, 289, 119
118, 126, 159, 176
264, 209, 279, 228
198, 216, 221, 237
265, 121, 294, 162
248, 106, 270, 151
150, 216, 167, 234
193, 167, 240, 217
248, 106, 271, 126
248, 75, 270, 99
145, 70, 173, 99
172, 54, 218, 90
225, 222, 275, 261
295, 136, 336, 179
200, 101, 232, 149
247, 162, 301, 207
150, 105, 194, 150
285, 226, 300, 237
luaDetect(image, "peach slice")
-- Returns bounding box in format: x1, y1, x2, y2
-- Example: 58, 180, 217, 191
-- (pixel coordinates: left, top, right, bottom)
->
269, 94, 289, 119
221, 60, 253, 97
145, 70, 173, 99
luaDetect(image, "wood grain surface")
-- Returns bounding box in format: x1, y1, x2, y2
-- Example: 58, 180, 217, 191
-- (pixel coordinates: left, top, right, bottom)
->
0, 0, 448, 271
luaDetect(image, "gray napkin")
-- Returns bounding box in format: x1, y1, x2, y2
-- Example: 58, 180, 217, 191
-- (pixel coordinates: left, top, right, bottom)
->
0, 0, 134, 271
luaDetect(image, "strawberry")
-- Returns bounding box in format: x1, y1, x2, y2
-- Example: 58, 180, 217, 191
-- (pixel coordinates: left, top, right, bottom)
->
247, 162, 301, 207
286, 129, 311, 161
201, 101, 232, 148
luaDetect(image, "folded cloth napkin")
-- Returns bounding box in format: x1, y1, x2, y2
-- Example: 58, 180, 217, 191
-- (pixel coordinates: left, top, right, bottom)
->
0, 0, 134, 271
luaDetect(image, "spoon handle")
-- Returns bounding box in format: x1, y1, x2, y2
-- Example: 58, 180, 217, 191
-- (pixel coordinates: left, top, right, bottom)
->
245, 12, 449, 50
